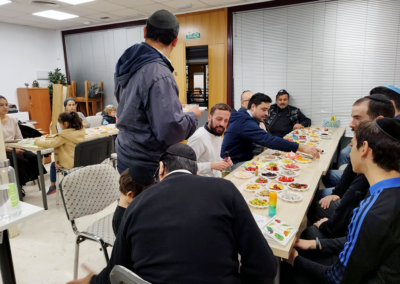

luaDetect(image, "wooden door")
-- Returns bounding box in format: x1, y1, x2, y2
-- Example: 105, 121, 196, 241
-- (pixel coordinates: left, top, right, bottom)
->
208, 43, 227, 109
169, 42, 187, 104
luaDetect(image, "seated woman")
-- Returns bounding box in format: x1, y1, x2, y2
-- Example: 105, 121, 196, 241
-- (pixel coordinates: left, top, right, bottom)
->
64, 98, 91, 128
35, 112, 85, 195
0, 95, 46, 196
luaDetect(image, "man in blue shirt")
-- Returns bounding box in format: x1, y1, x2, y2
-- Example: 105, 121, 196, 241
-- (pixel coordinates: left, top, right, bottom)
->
282, 118, 400, 284
221, 93, 320, 165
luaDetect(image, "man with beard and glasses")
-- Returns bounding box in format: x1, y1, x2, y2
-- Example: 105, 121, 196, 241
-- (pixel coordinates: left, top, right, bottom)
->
265, 89, 311, 138
188, 103, 233, 177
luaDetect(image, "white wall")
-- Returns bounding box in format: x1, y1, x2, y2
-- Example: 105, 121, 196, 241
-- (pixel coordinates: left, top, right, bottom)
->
0, 22, 65, 107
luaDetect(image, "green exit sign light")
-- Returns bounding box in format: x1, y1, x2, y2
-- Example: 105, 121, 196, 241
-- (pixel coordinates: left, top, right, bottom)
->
186, 32, 200, 39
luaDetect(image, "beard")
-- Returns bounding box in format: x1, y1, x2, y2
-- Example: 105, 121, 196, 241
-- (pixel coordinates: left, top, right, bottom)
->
278, 104, 287, 109
209, 121, 225, 136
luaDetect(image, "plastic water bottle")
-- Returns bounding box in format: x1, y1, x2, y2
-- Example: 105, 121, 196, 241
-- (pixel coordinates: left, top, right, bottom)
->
0, 159, 21, 219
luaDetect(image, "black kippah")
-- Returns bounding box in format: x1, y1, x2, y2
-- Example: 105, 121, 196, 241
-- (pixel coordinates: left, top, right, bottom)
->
164, 143, 197, 161
129, 165, 154, 186
147, 9, 179, 30
375, 118, 400, 142
364, 94, 391, 103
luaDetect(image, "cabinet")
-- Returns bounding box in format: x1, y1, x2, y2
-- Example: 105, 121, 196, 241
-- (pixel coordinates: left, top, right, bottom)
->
17, 88, 51, 134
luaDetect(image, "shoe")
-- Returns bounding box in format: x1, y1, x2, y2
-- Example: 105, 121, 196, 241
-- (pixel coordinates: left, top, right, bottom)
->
47, 185, 56, 196
21, 188, 26, 197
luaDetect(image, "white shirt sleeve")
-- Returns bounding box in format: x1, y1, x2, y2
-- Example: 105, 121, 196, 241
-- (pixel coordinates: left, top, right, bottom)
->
187, 134, 212, 176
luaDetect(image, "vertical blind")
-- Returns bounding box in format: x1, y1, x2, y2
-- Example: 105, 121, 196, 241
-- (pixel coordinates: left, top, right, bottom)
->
65, 26, 144, 107
233, 0, 400, 136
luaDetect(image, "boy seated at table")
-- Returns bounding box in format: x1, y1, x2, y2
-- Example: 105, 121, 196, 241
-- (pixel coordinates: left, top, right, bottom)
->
282, 118, 400, 284
35, 112, 85, 195
113, 164, 154, 236
101, 105, 117, 125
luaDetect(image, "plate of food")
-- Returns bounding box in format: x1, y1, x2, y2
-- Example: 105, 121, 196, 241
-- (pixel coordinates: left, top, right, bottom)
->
321, 133, 332, 139
265, 162, 280, 172
234, 171, 253, 179
277, 175, 296, 184
305, 142, 316, 146
261, 155, 278, 161
280, 158, 294, 164
296, 157, 311, 164
288, 183, 309, 191
268, 183, 286, 192
278, 191, 303, 202
298, 135, 308, 141
253, 176, 269, 184
270, 151, 283, 158
260, 171, 278, 179
246, 197, 269, 209
241, 182, 262, 192
283, 163, 301, 171
244, 166, 258, 172
284, 152, 300, 160
292, 130, 300, 135
242, 160, 263, 168
308, 137, 320, 143
255, 189, 270, 198
279, 169, 299, 177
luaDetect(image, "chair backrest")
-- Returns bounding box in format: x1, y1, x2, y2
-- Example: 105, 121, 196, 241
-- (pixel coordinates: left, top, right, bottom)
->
110, 266, 152, 284
56, 122, 62, 133
60, 164, 119, 220
96, 112, 103, 116
71, 81, 77, 98
86, 116, 103, 128
74, 136, 112, 167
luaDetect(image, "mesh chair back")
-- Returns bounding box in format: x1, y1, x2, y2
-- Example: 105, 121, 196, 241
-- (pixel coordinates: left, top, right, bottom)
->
60, 164, 119, 220
74, 136, 112, 167
86, 116, 103, 128
56, 123, 62, 133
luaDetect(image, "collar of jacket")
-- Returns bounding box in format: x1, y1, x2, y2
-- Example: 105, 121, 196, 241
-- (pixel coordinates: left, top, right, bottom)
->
143, 42, 174, 73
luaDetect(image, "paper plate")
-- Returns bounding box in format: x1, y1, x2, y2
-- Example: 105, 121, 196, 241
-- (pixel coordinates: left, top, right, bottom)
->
246, 197, 269, 209
288, 183, 309, 192
278, 191, 303, 202
234, 171, 253, 179
241, 182, 263, 192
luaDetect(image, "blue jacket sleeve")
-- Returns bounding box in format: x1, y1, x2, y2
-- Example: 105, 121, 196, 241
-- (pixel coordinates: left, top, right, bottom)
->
146, 76, 198, 145
241, 120, 299, 153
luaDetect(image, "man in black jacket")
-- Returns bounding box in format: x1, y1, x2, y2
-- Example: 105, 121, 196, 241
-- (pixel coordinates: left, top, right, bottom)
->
265, 89, 311, 137
69, 143, 277, 284
282, 118, 400, 284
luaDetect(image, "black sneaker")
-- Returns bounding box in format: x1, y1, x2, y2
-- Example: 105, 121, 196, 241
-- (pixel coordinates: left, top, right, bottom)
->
47, 186, 56, 196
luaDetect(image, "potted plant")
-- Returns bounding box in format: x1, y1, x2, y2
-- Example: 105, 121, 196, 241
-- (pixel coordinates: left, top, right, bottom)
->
48, 68, 67, 111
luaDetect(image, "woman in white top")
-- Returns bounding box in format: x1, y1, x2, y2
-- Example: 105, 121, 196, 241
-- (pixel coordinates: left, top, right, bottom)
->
1, 96, 45, 196
64, 98, 91, 128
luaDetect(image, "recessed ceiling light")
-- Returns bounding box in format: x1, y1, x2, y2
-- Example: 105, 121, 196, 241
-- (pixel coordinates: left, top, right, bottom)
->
33, 10, 79, 20
177, 3, 192, 9
100, 16, 109, 20
0, 0, 11, 6
57, 0, 95, 4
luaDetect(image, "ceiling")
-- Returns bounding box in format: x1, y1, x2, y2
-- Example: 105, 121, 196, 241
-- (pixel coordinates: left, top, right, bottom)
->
0, 0, 273, 30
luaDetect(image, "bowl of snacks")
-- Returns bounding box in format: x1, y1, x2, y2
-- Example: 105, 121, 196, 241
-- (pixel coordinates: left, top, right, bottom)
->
244, 166, 258, 172
247, 197, 269, 209
268, 183, 286, 192
278, 191, 303, 202
309, 137, 320, 143
271, 151, 282, 157
255, 189, 270, 198
298, 135, 307, 141
280, 158, 294, 164
279, 169, 299, 177
261, 171, 278, 179
296, 157, 311, 164
292, 130, 300, 135
284, 152, 300, 160
305, 142, 316, 146
277, 175, 296, 184
234, 171, 253, 179
283, 163, 301, 171
241, 182, 262, 192
254, 177, 269, 185
288, 183, 309, 191
262, 155, 277, 161
242, 161, 263, 169
265, 163, 279, 172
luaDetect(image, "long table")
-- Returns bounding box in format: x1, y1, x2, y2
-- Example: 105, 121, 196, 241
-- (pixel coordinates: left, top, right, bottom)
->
224, 127, 345, 259
5, 127, 119, 210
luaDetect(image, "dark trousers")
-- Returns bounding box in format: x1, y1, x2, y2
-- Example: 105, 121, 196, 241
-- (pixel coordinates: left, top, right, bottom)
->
307, 199, 341, 225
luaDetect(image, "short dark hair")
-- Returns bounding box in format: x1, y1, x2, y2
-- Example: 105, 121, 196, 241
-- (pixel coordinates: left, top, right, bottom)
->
370, 86, 400, 111
0, 96, 7, 101
146, 22, 179, 46
210, 103, 232, 115
161, 153, 197, 175
58, 112, 83, 130
119, 169, 153, 197
353, 98, 394, 119
248, 93, 272, 109
355, 121, 400, 172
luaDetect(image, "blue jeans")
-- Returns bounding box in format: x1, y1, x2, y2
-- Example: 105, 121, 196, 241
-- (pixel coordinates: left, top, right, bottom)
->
338, 145, 351, 168
317, 187, 334, 199
321, 170, 342, 188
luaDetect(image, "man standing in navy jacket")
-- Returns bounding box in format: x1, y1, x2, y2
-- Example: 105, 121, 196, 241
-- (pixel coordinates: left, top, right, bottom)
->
221, 93, 320, 165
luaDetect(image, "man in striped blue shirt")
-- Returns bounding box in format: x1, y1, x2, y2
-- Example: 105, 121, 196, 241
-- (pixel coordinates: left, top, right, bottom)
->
283, 118, 400, 284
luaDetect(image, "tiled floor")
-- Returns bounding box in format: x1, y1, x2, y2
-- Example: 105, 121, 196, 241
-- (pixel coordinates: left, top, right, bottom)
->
1, 164, 116, 284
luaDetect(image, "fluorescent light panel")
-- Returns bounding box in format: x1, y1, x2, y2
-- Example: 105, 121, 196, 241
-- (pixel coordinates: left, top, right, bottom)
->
57, 0, 95, 4
0, 0, 11, 6
33, 10, 79, 20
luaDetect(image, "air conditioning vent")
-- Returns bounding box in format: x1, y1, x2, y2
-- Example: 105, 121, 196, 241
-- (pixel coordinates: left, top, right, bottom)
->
30, 1, 60, 8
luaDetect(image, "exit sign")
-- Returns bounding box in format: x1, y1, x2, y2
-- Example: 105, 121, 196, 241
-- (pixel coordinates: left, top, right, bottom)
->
186, 32, 200, 39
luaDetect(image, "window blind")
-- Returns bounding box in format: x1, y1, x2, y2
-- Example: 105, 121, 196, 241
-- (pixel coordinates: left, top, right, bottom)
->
233, 0, 400, 136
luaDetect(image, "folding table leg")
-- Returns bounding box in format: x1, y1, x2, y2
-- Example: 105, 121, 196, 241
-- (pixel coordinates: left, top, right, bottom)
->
0, 230, 17, 284
11, 148, 23, 201
36, 151, 48, 210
